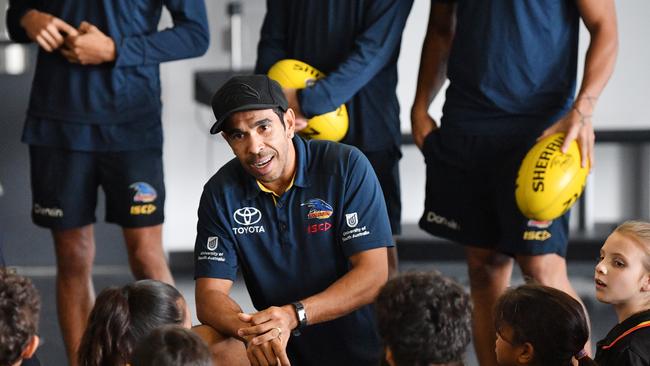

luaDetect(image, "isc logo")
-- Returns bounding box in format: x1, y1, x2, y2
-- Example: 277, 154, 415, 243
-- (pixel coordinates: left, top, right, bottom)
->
522, 230, 551, 241
307, 222, 332, 234
130, 204, 157, 215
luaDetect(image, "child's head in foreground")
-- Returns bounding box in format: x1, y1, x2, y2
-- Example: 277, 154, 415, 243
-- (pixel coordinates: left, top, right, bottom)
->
494, 284, 594, 366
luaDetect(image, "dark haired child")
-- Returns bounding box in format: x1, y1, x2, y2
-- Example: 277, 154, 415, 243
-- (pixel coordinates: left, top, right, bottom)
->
494, 284, 596, 366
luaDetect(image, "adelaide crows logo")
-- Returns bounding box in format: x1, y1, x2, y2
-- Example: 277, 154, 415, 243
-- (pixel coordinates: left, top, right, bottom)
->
130, 182, 157, 203
301, 198, 333, 220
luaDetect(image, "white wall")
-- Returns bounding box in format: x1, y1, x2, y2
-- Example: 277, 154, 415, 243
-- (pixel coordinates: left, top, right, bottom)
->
586, 0, 650, 130
160, 0, 649, 251
159, 1, 265, 251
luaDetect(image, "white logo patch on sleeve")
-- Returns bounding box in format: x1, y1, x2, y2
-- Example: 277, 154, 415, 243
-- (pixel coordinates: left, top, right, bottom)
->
345, 212, 358, 228
206, 236, 219, 251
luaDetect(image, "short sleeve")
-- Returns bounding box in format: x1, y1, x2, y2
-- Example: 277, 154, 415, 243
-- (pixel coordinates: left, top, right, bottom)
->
194, 185, 239, 280
338, 148, 393, 257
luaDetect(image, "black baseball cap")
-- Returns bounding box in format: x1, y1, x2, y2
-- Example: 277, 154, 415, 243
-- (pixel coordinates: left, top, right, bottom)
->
209, 75, 288, 134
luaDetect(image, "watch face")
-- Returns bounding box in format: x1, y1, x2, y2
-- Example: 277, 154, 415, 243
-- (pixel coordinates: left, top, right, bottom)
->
293, 302, 307, 326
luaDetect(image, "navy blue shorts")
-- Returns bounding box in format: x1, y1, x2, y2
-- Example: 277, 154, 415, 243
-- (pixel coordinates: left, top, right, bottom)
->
29, 146, 165, 230
364, 148, 401, 235
419, 129, 569, 257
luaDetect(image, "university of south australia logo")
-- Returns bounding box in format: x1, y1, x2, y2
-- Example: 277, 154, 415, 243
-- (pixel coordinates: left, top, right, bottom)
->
345, 212, 358, 228
206, 237, 219, 251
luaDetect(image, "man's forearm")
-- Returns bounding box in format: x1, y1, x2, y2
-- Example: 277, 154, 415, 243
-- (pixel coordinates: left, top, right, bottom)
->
299, 247, 388, 326
299, 1, 413, 117
575, 0, 618, 109
196, 289, 249, 342
576, 26, 618, 111
412, 3, 456, 113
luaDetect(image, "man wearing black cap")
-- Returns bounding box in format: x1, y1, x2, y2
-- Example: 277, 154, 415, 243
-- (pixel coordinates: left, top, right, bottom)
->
255, 1, 414, 276
194, 75, 393, 365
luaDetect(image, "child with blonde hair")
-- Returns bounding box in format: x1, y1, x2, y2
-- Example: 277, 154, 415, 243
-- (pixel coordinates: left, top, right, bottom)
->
595, 220, 650, 365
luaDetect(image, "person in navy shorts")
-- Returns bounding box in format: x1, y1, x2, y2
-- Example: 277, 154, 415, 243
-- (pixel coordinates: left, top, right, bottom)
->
6, 1, 209, 364
194, 75, 393, 365
411, 1, 618, 364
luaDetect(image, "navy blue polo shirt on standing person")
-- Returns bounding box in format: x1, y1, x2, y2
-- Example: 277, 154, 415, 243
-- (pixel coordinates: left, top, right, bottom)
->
437, 0, 580, 136
255, 0, 413, 153
7, 0, 209, 151
194, 136, 393, 365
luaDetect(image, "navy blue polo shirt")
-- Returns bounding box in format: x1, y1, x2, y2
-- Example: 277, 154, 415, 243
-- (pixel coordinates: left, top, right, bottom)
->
255, 0, 413, 152
195, 136, 392, 365
7, 0, 209, 151
437, 0, 580, 135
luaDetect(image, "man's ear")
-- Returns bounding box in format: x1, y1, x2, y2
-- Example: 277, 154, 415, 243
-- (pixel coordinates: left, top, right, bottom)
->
517, 342, 534, 364
284, 108, 296, 138
21, 335, 40, 360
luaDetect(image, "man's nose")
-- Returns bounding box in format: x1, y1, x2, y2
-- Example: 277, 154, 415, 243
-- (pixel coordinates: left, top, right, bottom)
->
246, 133, 264, 155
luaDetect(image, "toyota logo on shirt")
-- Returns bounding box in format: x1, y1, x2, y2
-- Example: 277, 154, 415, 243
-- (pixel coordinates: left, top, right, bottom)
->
233, 207, 262, 226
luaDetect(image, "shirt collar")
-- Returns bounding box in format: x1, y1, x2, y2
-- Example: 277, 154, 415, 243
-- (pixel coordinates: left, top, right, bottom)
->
257, 174, 296, 196
292, 135, 310, 189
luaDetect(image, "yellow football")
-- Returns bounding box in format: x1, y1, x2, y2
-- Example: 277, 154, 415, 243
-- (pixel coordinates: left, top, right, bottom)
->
515, 133, 589, 221
267, 59, 348, 142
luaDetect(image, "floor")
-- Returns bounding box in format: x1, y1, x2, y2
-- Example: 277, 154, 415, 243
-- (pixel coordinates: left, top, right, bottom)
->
14, 258, 617, 366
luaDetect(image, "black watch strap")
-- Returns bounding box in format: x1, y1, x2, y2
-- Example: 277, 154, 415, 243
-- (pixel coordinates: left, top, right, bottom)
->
291, 301, 307, 336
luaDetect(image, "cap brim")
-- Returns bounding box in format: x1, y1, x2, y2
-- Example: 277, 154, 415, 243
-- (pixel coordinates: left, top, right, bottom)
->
209, 103, 283, 134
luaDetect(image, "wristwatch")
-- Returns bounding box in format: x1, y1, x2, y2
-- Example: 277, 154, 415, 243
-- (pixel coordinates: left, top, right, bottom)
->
291, 301, 308, 336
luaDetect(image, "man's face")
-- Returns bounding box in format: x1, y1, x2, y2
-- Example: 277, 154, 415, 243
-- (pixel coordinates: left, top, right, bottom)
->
222, 108, 296, 185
